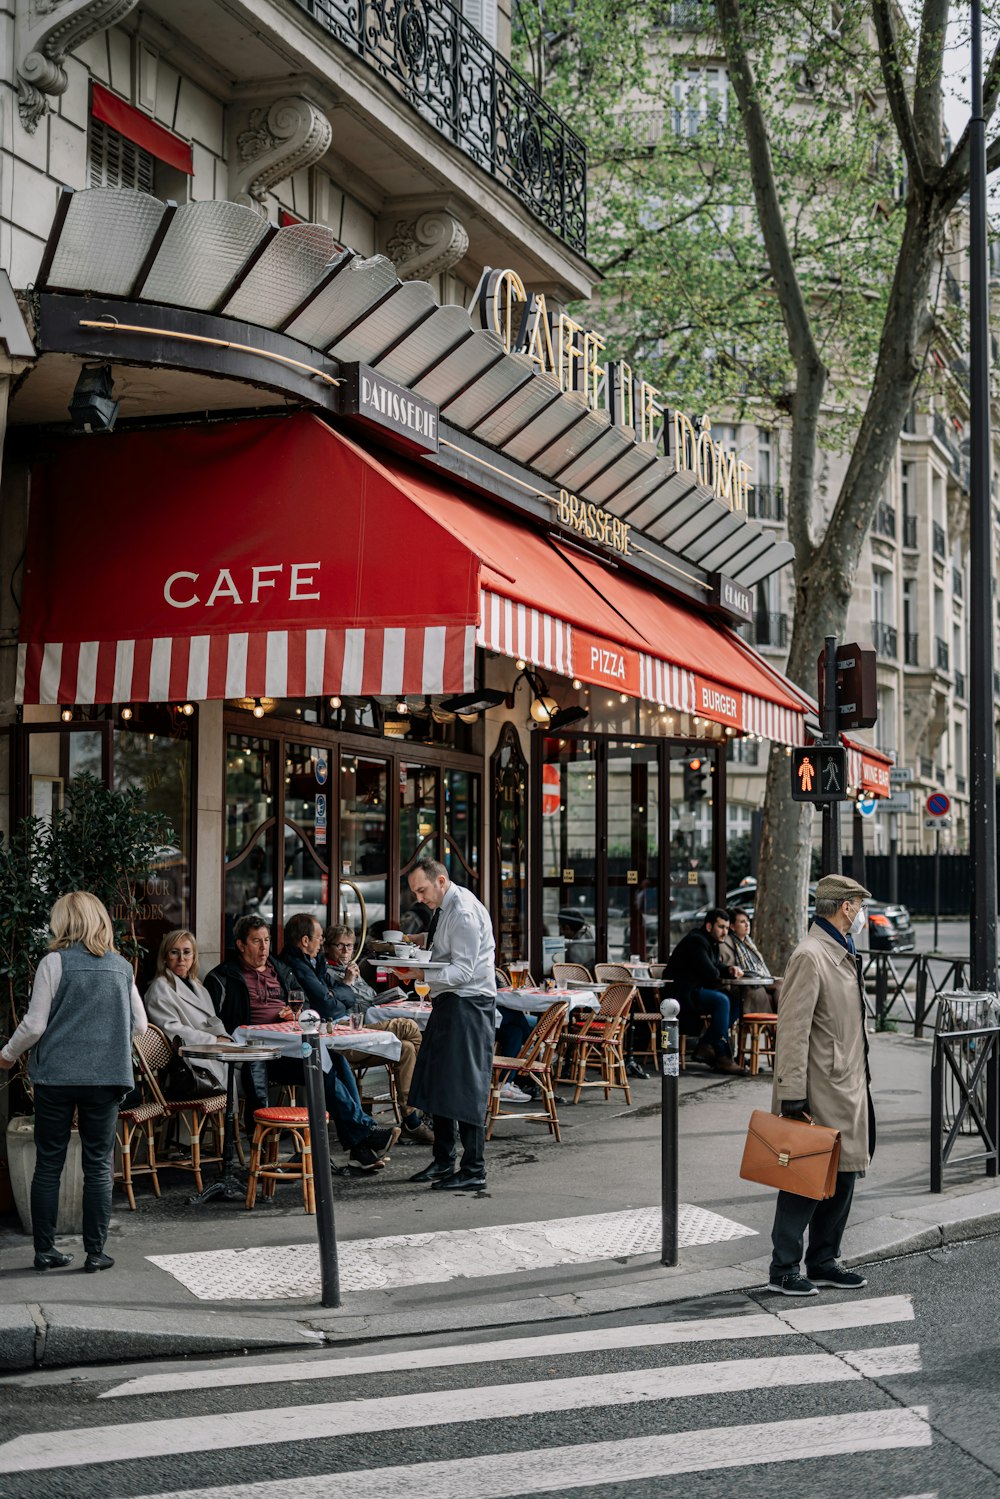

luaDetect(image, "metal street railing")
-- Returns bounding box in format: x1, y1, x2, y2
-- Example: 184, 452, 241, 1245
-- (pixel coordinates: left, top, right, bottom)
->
861, 950, 985, 1036
930, 992, 1000, 1191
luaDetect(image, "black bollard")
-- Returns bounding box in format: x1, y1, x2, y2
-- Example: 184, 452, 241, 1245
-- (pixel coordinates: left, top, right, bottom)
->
299, 1009, 341, 1308
660, 996, 680, 1267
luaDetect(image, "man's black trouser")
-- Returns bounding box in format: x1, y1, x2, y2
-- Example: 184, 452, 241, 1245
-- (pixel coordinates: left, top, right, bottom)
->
31, 1083, 122, 1255
769, 1169, 857, 1278
432, 1116, 486, 1178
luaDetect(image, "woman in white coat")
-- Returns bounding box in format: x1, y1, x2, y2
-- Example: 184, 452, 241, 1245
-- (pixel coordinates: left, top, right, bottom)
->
144, 930, 228, 1091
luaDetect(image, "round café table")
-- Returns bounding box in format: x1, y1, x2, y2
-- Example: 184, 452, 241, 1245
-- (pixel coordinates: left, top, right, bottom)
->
180, 1041, 281, 1204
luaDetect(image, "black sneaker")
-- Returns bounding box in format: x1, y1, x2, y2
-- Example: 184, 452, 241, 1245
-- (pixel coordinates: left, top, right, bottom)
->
807, 1264, 868, 1290
367, 1125, 401, 1156
766, 1272, 818, 1297
349, 1142, 387, 1171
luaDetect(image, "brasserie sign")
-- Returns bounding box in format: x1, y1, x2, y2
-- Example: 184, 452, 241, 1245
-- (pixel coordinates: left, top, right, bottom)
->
474, 268, 753, 513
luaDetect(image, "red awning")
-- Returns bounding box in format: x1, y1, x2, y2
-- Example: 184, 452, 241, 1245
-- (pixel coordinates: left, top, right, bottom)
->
91, 83, 194, 175
17, 411, 807, 743
18, 414, 479, 704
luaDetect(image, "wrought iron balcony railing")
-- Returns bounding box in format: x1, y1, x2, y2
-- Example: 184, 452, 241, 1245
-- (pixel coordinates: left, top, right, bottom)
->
904, 632, 919, 665
935, 635, 950, 671
873, 502, 896, 539
292, 0, 587, 253
902, 513, 918, 548
954, 669, 967, 699
745, 483, 785, 521
952, 566, 964, 599
743, 611, 788, 649
872, 621, 898, 658
932, 521, 947, 558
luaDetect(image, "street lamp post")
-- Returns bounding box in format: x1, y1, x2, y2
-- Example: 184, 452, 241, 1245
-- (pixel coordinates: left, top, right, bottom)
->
968, 0, 998, 1169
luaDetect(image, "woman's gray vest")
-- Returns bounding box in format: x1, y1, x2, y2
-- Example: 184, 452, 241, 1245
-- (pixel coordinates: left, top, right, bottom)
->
30, 944, 135, 1088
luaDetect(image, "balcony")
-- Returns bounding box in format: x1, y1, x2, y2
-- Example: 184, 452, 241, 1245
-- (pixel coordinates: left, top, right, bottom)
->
746, 484, 785, 522
743, 611, 789, 650
872, 621, 898, 658
957, 775, 967, 795
904, 632, 919, 665
902, 513, 918, 548
920, 756, 934, 778
935, 636, 950, 671
932, 521, 947, 558
873, 503, 896, 540
954, 669, 967, 699
292, 0, 587, 252
953, 566, 964, 599
932, 412, 969, 489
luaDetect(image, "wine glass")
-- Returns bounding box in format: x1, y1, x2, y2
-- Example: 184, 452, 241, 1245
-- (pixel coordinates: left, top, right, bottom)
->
414, 980, 430, 1003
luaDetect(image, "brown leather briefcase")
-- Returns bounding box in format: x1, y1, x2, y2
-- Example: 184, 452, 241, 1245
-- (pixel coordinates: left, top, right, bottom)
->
739, 1109, 841, 1200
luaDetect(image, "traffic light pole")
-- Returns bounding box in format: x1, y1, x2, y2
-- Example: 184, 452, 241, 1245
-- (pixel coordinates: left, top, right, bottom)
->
820, 634, 841, 876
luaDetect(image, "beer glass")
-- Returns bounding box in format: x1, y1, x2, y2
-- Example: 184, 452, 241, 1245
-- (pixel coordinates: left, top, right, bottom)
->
509, 961, 529, 990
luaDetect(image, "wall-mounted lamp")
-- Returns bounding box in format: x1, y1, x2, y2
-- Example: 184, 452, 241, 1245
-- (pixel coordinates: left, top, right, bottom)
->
438, 688, 507, 716
178, 702, 195, 717
60, 705, 74, 723
68, 363, 119, 433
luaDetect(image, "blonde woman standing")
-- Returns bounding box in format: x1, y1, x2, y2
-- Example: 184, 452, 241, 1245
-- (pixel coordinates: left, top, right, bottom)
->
145, 929, 228, 1092
0, 892, 146, 1273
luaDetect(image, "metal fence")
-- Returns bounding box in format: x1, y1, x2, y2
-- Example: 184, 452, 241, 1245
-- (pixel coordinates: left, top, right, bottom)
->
930, 993, 999, 1191
862, 950, 980, 1035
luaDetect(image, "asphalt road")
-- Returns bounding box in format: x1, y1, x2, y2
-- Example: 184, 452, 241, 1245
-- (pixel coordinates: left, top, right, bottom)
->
1, 1234, 998, 1499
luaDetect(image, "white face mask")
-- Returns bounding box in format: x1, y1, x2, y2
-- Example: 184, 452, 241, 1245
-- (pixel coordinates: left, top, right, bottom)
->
848, 905, 866, 937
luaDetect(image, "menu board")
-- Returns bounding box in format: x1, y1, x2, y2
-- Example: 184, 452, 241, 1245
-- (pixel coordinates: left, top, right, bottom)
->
491, 723, 528, 967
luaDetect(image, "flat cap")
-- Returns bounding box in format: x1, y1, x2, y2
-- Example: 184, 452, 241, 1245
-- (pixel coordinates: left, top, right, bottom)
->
815, 873, 871, 903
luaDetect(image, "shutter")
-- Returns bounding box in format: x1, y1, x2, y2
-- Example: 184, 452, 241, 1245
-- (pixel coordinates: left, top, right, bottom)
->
463, 0, 497, 45
89, 118, 155, 192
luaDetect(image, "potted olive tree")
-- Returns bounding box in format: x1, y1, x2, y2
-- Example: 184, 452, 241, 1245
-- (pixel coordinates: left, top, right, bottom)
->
1, 775, 171, 1234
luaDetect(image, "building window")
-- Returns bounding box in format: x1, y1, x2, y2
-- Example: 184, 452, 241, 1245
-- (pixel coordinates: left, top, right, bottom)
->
875, 687, 895, 755
89, 117, 155, 192
672, 68, 728, 137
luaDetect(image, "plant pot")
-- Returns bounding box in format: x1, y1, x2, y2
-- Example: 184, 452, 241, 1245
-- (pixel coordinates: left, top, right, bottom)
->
6, 1115, 84, 1236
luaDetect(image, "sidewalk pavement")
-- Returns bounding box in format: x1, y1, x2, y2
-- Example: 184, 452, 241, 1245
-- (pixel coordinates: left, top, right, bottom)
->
2, 1032, 999, 1372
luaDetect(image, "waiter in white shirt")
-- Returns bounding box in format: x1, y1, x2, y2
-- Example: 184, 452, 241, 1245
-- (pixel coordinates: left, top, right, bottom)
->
397, 857, 497, 1192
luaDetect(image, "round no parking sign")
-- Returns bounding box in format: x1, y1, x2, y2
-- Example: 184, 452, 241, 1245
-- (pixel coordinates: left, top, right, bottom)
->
926, 792, 950, 817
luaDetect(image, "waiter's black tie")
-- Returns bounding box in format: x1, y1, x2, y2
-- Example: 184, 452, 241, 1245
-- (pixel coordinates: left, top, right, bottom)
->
426, 907, 441, 945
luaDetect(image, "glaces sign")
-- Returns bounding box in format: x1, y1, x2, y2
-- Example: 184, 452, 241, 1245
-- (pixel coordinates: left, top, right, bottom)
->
475, 268, 753, 512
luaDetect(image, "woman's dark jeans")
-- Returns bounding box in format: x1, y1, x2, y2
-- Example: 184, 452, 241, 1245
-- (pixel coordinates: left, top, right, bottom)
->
31, 1084, 122, 1255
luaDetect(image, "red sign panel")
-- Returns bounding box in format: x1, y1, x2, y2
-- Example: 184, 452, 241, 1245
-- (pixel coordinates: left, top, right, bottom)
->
693, 675, 742, 730
861, 755, 892, 796
573, 629, 641, 696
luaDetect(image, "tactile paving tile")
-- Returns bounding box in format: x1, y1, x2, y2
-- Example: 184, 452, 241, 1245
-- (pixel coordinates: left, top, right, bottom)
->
147, 1204, 755, 1302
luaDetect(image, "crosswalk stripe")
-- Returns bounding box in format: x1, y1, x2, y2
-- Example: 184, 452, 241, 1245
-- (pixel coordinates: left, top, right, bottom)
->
0, 1347, 921, 1474
126, 1406, 933, 1499
100, 1293, 915, 1400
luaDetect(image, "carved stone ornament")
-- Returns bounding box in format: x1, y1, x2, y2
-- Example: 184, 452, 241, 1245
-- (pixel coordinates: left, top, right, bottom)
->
384, 211, 469, 281
15, 0, 139, 132
229, 96, 333, 214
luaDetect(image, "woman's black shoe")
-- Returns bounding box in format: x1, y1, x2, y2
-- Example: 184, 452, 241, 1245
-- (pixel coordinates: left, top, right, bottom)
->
83, 1252, 115, 1273
33, 1250, 73, 1271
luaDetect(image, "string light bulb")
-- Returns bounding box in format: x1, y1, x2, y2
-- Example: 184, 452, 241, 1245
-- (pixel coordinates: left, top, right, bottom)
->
396, 698, 409, 714
572, 678, 583, 690
329, 695, 342, 709
252, 697, 266, 718
515, 658, 527, 671
619, 692, 629, 704
60, 705, 73, 723
180, 702, 195, 716
120, 705, 133, 721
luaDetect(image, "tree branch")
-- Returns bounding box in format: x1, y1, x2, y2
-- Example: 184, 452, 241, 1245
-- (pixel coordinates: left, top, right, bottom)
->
871, 0, 926, 190
911, 0, 948, 163
715, 0, 824, 571
942, 28, 1000, 197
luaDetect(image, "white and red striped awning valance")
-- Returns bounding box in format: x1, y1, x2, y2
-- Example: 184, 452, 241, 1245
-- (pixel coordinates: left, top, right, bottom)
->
17, 625, 476, 707
478, 588, 806, 744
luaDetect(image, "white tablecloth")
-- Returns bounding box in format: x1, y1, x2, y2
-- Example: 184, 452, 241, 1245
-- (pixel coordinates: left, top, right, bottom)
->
496, 986, 600, 1016
364, 1000, 434, 1031
234, 1023, 402, 1071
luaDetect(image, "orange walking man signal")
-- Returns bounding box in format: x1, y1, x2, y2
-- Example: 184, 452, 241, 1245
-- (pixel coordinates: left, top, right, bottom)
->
790, 745, 847, 803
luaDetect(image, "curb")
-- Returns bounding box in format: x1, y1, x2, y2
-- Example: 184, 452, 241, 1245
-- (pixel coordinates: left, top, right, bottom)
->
2, 1192, 999, 1372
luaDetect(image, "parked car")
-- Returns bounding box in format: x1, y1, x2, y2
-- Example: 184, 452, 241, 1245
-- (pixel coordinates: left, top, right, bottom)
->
682, 880, 915, 952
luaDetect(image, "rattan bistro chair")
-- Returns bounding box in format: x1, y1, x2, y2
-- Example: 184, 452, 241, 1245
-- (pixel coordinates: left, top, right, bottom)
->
594, 962, 632, 983
132, 1025, 227, 1193
486, 1001, 568, 1142
557, 982, 637, 1105
551, 963, 593, 985
115, 1092, 168, 1210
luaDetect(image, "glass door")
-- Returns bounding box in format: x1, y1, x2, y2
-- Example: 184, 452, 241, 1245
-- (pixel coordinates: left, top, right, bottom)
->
339, 752, 389, 942
606, 740, 660, 962
224, 732, 277, 951
668, 743, 717, 948
281, 741, 331, 937
539, 737, 598, 975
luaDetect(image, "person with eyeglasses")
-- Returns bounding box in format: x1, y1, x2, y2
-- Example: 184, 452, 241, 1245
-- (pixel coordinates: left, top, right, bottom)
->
767, 874, 875, 1299
323, 924, 433, 1145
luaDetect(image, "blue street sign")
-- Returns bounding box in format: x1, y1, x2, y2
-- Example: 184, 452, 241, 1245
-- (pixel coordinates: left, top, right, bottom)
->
315, 756, 328, 786
857, 797, 878, 818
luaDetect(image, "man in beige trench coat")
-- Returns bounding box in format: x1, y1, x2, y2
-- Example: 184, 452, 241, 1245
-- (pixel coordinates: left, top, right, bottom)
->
768, 874, 876, 1297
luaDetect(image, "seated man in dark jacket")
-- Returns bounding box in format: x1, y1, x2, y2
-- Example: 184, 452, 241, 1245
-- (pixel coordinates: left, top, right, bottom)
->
665, 908, 744, 1074
206, 914, 398, 1171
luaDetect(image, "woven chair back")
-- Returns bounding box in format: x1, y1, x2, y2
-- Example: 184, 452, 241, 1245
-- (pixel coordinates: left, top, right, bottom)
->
552, 963, 592, 985
517, 1001, 568, 1067
132, 1023, 173, 1107
594, 962, 631, 983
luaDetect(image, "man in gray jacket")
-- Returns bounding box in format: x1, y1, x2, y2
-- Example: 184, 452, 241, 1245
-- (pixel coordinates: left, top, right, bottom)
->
768, 873, 875, 1297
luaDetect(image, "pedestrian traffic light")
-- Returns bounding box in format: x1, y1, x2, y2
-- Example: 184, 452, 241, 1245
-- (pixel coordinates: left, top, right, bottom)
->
790, 745, 847, 802
683, 757, 708, 803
